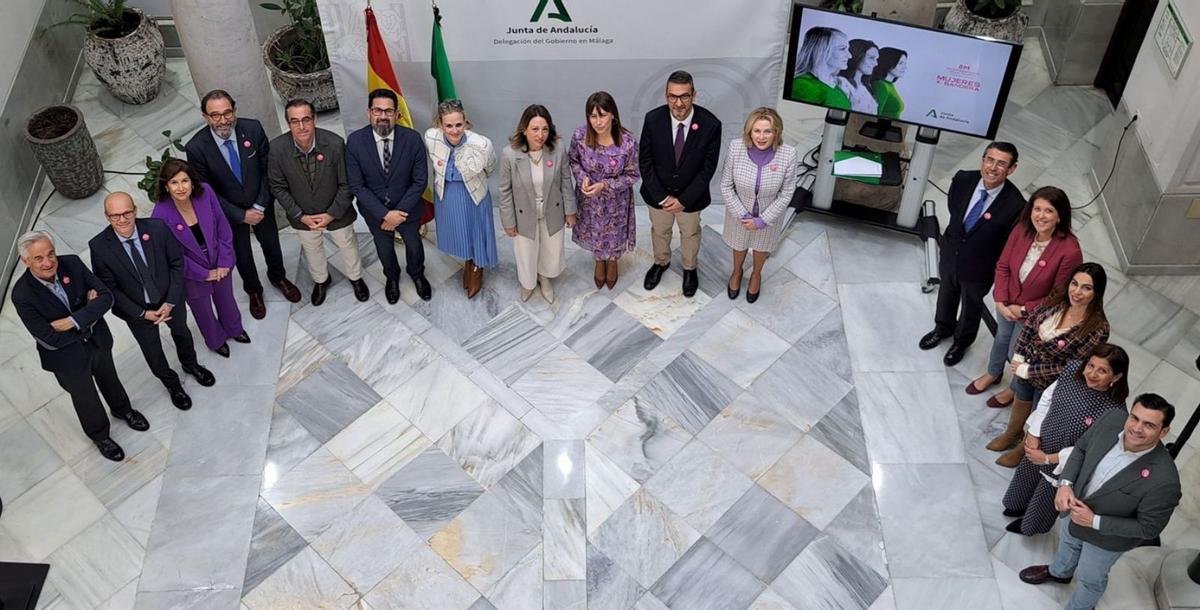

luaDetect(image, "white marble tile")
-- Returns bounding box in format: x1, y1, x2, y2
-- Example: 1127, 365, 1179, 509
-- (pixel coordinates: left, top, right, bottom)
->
1076, 214, 1122, 270
698, 390, 804, 480
512, 345, 614, 439
134, 589, 244, 609
386, 358, 490, 441
891, 578, 1002, 610
0, 418, 63, 501
637, 352, 742, 436
689, 308, 790, 388
543, 440, 585, 499
1133, 360, 1200, 443
275, 321, 335, 397
613, 268, 713, 338
310, 495, 418, 593
543, 498, 586, 581
463, 306, 560, 384
855, 371, 968, 465
97, 578, 139, 610
0, 348, 65, 418
0, 467, 105, 560
583, 440, 641, 535
748, 341, 853, 433
438, 399, 541, 489
112, 474, 164, 548
324, 400, 431, 489
588, 489, 701, 589
486, 544, 543, 610
278, 359, 381, 444
990, 556, 1061, 610
708, 484, 820, 582
429, 485, 542, 594
46, 514, 143, 608
827, 223, 926, 285
643, 439, 755, 533
242, 546, 358, 610
785, 232, 838, 301
759, 435, 871, 530
649, 537, 766, 610
165, 384, 273, 477
772, 535, 889, 610
261, 447, 371, 541
840, 282, 947, 372
587, 398, 692, 484
586, 543, 646, 609
243, 497, 308, 595
262, 406, 322, 490
469, 366, 536, 419
823, 484, 889, 578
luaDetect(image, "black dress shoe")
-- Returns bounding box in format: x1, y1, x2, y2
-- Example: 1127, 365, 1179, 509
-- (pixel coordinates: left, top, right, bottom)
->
117, 409, 150, 431
918, 329, 947, 350
682, 269, 699, 298
413, 275, 432, 301
248, 291, 267, 320
746, 289, 760, 304
1002, 507, 1025, 518
385, 278, 400, 304
273, 278, 302, 303
943, 342, 969, 366
311, 278, 331, 306
350, 278, 370, 302
215, 343, 230, 358
95, 437, 125, 462
167, 384, 192, 411
643, 263, 668, 291
232, 332, 251, 344
1019, 565, 1072, 585
182, 364, 216, 387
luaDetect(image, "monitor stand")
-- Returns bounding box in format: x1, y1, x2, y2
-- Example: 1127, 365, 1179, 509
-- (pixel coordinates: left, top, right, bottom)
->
859, 118, 903, 142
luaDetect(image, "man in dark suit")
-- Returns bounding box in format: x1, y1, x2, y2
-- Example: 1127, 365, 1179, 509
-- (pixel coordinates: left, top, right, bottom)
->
269, 98, 369, 306
639, 70, 722, 298
345, 88, 431, 303
11, 231, 150, 462
186, 89, 301, 319
90, 192, 215, 411
1020, 395, 1181, 610
920, 142, 1026, 365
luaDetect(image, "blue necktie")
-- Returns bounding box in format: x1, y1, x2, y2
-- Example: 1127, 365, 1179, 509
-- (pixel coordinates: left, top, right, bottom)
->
49, 281, 70, 309
963, 190, 989, 232
223, 139, 243, 183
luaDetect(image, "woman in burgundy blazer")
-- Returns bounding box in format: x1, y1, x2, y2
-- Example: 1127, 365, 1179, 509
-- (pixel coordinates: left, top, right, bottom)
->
967, 186, 1082, 404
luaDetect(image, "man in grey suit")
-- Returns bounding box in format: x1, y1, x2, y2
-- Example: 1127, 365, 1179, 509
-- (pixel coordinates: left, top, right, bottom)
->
1019, 394, 1181, 610
268, 99, 368, 306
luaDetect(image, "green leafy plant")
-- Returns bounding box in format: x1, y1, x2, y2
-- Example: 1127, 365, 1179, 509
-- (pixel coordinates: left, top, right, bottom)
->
968, 0, 1020, 19
138, 130, 186, 203
261, 0, 331, 73
822, 0, 864, 13
47, 0, 139, 38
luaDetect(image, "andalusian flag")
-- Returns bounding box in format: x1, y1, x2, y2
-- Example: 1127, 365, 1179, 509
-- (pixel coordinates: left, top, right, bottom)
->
431, 6, 457, 102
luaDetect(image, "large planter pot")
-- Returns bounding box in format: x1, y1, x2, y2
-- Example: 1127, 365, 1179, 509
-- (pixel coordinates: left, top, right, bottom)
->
263, 25, 339, 112
24, 105, 105, 199
83, 8, 165, 105
943, 0, 1028, 44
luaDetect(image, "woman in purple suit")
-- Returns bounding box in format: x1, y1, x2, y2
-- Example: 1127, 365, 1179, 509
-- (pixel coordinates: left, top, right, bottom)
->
151, 158, 249, 357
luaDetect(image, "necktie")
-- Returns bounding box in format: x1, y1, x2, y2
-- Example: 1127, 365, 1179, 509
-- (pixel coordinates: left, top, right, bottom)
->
50, 281, 70, 310
673, 123, 685, 165
125, 238, 161, 304
222, 139, 243, 183
963, 190, 989, 232
382, 138, 392, 173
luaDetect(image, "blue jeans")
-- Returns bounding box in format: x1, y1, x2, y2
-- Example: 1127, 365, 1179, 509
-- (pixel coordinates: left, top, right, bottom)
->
1049, 517, 1124, 610
986, 307, 1022, 378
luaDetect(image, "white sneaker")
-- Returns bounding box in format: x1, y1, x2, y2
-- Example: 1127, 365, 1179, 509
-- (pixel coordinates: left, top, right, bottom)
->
538, 275, 555, 304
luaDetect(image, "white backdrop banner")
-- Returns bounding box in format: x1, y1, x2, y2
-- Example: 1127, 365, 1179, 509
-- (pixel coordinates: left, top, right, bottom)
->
318, 0, 793, 165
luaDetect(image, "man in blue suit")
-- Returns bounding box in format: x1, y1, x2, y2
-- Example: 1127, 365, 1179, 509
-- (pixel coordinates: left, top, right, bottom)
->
346, 88, 431, 303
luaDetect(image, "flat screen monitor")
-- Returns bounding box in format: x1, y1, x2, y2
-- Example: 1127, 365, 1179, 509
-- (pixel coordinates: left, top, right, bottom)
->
783, 5, 1022, 139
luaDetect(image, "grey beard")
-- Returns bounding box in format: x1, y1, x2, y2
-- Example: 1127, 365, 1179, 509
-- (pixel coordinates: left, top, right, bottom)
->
373, 123, 394, 138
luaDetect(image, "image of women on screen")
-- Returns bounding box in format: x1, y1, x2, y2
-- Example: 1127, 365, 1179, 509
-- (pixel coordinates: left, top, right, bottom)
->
837, 39, 881, 114
790, 26, 851, 110
870, 48, 908, 119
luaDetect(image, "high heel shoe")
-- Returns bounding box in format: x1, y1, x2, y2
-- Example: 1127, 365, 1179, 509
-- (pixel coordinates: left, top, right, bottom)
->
594, 261, 605, 289
746, 273, 761, 304
605, 260, 618, 290
214, 343, 230, 358
727, 272, 742, 300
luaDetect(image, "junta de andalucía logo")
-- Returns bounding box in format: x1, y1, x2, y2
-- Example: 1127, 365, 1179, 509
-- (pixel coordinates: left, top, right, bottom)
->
530, 0, 571, 22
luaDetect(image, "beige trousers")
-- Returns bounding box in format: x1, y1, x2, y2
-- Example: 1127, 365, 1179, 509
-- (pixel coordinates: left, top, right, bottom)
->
512, 218, 565, 290
297, 224, 363, 283
648, 206, 701, 269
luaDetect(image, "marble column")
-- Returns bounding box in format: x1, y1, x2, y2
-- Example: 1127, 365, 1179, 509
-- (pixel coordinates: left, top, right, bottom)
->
170, 0, 281, 136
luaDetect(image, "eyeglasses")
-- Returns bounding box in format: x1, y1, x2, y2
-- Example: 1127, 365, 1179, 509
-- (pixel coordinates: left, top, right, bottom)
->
982, 156, 1012, 170
287, 116, 315, 126
205, 109, 235, 120
106, 210, 135, 220
667, 93, 693, 103
369, 107, 396, 116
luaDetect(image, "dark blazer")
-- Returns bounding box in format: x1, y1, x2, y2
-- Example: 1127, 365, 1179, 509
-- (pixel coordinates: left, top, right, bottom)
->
941, 169, 1026, 283
993, 227, 1083, 314
151, 186, 236, 282
267, 128, 356, 231
89, 218, 185, 322
1059, 409, 1181, 552
638, 105, 722, 213
11, 254, 116, 373
185, 118, 273, 224
345, 124, 427, 228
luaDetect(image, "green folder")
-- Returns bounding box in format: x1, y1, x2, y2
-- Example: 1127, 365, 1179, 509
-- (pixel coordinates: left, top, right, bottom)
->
833, 150, 883, 185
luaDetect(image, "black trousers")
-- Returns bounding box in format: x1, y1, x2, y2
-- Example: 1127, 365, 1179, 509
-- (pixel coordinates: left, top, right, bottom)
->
369, 219, 425, 282
934, 254, 992, 346
52, 340, 132, 442
231, 203, 287, 294
125, 303, 198, 387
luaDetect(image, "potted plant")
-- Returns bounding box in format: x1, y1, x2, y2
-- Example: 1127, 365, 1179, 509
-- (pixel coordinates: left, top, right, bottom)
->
137, 131, 186, 204
821, 0, 864, 12
52, 0, 165, 104
943, 0, 1028, 43
24, 105, 105, 199
261, 0, 339, 111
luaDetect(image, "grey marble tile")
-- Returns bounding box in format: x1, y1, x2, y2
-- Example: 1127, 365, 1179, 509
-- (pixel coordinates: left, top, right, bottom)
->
808, 389, 870, 474
111, 474, 163, 548
583, 439, 641, 535
46, 515, 143, 608
855, 371, 967, 465
613, 267, 713, 339
375, 445, 484, 539
242, 497, 309, 595
0, 467, 106, 560
543, 288, 615, 341
565, 303, 663, 382
1165, 314, 1200, 383
993, 103, 1076, 171
339, 312, 440, 399
429, 478, 543, 594
494, 444, 544, 523
408, 262, 525, 343
485, 544, 543, 610
544, 498, 587, 581
697, 390, 804, 480
543, 439, 586, 499
325, 400, 431, 489
650, 537, 766, 610
386, 357, 490, 441
262, 406, 322, 490
707, 484, 819, 582
989, 556, 1062, 610
827, 223, 926, 285
275, 322, 334, 397
362, 534, 481, 609
840, 282, 947, 373
134, 589, 244, 610
512, 345, 614, 439
689, 308, 791, 388
463, 305, 561, 384
241, 546, 358, 610
636, 352, 741, 436
749, 342, 853, 433
544, 579, 587, 610
964, 452, 1016, 551
1107, 280, 1188, 355
772, 536, 888, 610
1023, 86, 1112, 140
759, 435, 871, 530
874, 463, 992, 578
469, 597, 500, 610
589, 488, 701, 589
438, 399, 541, 489
109, 87, 205, 149
166, 384, 273, 477
97, 578, 138, 610
0, 349, 66, 420
785, 232, 838, 301
644, 439, 755, 533
741, 271, 840, 348
277, 360, 381, 444
70, 425, 168, 508
587, 543, 647, 610
750, 587, 800, 610
633, 591, 672, 610
891, 577, 1003, 610
823, 485, 888, 579
587, 398, 692, 485
673, 226, 734, 298
140, 474, 260, 592
260, 447, 370, 542
0, 418, 63, 501
310, 495, 417, 593
470, 366, 537, 419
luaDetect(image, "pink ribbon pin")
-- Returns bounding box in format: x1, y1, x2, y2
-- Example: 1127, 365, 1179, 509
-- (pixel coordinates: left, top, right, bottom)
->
1141, 468, 1150, 478
176, 223, 185, 231
691, 123, 699, 131
1057, 339, 1067, 348
1038, 260, 1046, 267
546, 159, 553, 168
770, 164, 778, 172
61, 276, 71, 285
1084, 416, 1094, 426
141, 233, 150, 241
437, 160, 443, 167
316, 153, 325, 162
983, 212, 992, 220
242, 140, 252, 148
609, 158, 618, 167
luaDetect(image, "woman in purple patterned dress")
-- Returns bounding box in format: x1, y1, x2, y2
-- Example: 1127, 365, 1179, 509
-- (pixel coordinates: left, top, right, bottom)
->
568, 91, 640, 289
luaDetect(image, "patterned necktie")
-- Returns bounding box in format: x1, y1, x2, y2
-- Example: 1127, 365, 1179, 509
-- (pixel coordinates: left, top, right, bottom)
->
125, 238, 161, 304
673, 123, 685, 165
222, 139, 243, 184
49, 280, 70, 310
963, 190, 989, 232
382, 138, 392, 173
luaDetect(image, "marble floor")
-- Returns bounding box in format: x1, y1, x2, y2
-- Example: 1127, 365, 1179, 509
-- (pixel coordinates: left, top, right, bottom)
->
3, 39, 1200, 610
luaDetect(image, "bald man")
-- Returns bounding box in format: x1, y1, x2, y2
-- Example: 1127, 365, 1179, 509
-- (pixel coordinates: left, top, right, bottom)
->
89, 192, 215, 411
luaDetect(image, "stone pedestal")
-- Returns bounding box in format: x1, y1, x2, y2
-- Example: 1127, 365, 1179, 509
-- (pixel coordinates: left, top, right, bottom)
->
1039, 0, 1124, 85
1155, 549, 1200, 608
170, 0, 280, 136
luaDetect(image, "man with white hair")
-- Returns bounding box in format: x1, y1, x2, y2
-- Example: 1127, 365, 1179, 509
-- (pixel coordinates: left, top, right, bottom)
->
10, 231, 149, 461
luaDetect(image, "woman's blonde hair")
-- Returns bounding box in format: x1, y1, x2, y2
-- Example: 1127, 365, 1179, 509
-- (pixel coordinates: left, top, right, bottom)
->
434, 99, 472, 130
741, 107, 783, 150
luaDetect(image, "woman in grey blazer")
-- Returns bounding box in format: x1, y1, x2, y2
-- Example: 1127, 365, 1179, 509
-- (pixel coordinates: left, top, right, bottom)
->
498, 105, 577, 303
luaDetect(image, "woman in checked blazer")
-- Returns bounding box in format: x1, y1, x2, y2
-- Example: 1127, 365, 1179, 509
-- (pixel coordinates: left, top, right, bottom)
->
719, 107, 799, 303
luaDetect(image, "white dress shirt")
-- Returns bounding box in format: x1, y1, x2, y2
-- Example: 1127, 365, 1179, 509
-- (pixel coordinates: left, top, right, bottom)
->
211, 128, 264, 211
965, 178, 1005, 222
1064, 430, 1154, 529
373, 129, 393, 171
670, 109, 695, 146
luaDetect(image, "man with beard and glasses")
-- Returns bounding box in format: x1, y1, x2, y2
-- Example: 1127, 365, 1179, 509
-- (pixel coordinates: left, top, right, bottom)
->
346, 88, 432, 302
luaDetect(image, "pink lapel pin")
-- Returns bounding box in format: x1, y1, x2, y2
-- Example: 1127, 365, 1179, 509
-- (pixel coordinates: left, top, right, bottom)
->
61, 276, 71, 285
175, 223, 185, 231
983, 212, 992, 220
1141, 468, 1150, 478
691, 123, 699, 131
546, 159, 554, 168
770, 164, 778, 172
1084, 416, 1094, 426
141, 233, 150, 241
1057, 339, 1067, 348
242, 140, 252, 148
437, 159, 444, 167
316, 153, 325, 162
1038, 260, 1046, 267
609, 158, 618, 168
